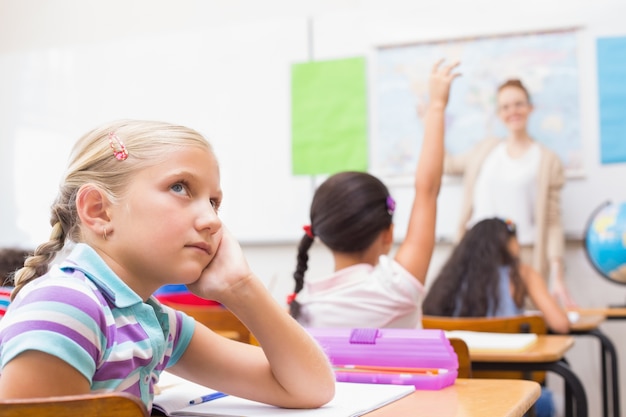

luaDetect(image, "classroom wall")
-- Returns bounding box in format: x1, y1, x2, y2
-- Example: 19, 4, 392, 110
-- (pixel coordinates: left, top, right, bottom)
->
2, 2, 626, 416
2, 0, 626, 247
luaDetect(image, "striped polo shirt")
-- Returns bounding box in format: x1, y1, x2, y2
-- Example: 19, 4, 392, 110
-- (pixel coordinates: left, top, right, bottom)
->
0, 243, 195, 410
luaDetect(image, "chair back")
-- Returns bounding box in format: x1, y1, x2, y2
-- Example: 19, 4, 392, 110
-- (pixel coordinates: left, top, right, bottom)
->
422, 314, 547, 382
0, 392, 148, 417
422, 315, 547, 334
164, 303, 251, 343
448, 337, 472, 378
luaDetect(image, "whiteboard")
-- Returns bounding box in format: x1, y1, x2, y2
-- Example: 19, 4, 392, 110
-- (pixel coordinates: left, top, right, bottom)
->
0, 19, 318, 247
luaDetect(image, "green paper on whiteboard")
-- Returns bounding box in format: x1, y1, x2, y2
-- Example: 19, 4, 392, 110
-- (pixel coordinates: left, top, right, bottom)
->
291, 57, 368, 175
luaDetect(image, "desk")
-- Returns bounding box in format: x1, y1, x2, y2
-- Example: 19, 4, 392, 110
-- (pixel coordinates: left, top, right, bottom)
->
149, 379, 540, 417
213, 330, 241, 340
365, 378, 540, 417
570, 309, 623, 417
573, 307, 626, 319
468, 335, 587, 417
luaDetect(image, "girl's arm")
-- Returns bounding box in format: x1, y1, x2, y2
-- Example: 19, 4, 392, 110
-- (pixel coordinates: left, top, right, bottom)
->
0, 351, 90, 398
395, 60, 460, 284
179, 228, 335, 409
520, 263, 570, 334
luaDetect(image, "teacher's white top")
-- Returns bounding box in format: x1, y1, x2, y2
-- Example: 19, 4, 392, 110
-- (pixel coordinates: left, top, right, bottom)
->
469, 142, 541, 245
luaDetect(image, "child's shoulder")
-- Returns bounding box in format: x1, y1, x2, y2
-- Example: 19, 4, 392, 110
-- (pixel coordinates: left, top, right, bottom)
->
12, 265, 109, 320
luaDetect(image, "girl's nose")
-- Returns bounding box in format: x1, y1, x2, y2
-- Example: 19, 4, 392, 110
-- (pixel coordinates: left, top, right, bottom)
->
196, 203, 222, 234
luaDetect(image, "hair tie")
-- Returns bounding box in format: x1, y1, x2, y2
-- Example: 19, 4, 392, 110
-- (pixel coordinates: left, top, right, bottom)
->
108, 132, 129, 161
498, 217, 517, 234
286, 292, 297, 305
386, 195, 396, 215
303, 225, 314, 239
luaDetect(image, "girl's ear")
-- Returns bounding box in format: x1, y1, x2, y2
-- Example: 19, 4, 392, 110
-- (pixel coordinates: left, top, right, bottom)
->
76, 184, 111, 237
384, 224, 394, 244
381, 224, 394, 252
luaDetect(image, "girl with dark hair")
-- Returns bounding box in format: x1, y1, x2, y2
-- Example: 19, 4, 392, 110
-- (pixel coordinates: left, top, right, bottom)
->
423, 218, 569, 334
423, 217, 569, 417
288, 59, 461, 328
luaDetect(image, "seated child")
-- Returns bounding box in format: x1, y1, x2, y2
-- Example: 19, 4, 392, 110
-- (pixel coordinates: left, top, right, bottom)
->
423, 217, 569, 417
423, 217, 569, 334
0, 120, 334, 412
288, 59, 461, 328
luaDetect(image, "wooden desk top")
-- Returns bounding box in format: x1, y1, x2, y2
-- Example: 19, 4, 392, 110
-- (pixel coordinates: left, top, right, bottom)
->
572, 307, 626, 318
365, 378, 540, 417
569, 314, 606, 332
469, 335, 574, 362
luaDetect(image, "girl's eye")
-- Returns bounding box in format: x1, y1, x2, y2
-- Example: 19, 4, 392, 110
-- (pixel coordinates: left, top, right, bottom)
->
210, 199, 221, 211
171, 182, 189, 196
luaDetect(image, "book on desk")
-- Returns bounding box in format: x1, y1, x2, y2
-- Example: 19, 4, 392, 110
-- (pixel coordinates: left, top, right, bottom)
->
443, 330, 538, 352
153, 371, 415, 417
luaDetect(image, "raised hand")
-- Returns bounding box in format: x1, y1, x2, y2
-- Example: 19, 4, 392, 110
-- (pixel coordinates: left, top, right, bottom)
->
428, 59, 461, 109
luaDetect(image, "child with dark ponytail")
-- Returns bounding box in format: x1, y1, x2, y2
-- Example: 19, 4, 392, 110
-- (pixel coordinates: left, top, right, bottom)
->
289, 59, 461, 328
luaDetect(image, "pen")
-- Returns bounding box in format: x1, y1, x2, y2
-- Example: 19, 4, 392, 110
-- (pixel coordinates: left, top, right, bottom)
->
334, 371, 436, 385
189, 391, 229, 405
333, 365, 447, 375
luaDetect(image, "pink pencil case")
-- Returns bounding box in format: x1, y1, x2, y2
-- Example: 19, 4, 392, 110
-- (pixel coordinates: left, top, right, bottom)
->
306, 328, 458, 390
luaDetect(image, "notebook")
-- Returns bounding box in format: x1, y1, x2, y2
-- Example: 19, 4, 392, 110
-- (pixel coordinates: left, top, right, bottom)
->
153, 372, 415, 417
444, 330, 538, 352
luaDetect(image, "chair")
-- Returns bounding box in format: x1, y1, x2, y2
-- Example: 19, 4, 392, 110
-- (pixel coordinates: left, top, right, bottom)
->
448, 337, 472, 378
422, 314, 548, 334
164, 303, 251, 343
0, 392, 149, 417
422, 314, 548, 382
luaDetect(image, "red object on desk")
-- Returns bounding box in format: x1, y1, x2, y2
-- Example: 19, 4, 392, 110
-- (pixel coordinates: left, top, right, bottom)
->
154, 284, 221, 306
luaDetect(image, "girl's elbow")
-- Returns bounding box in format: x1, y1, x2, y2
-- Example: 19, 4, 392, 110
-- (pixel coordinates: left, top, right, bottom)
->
550, 320, 571, 334
315, 380, 336, 407
300, 378, 335, 409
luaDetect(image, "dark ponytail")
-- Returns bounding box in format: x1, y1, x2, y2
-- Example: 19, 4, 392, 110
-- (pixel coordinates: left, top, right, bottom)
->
289, 234, 314, 319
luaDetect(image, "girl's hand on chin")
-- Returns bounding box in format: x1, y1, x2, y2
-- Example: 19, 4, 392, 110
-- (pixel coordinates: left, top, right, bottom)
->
187, 226, 253, 303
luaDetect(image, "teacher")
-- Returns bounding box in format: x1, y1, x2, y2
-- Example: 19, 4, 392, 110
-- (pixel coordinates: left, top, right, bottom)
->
444, 79, 576, 308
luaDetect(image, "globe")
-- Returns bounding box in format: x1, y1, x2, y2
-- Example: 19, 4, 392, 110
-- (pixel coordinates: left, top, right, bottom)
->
584, 201, 626, 285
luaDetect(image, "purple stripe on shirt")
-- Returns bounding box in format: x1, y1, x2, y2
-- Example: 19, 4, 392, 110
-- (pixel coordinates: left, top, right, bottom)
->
114, 321, 151, 344
3, 320, 100, 361
92, 356, 156, 382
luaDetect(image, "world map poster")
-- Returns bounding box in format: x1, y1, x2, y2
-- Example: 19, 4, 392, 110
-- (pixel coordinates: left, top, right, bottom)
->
371, 29, 582, 177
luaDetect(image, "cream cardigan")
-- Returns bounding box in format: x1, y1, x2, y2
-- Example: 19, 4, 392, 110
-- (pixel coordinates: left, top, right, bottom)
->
444, 137, 565, 277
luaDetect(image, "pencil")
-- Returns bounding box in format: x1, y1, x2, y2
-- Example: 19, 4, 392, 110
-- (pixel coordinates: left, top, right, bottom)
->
333, 365, 446, 374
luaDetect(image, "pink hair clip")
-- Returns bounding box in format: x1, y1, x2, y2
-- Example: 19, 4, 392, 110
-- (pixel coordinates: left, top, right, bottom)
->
303, 225, 314, 239
108, 132, 128, 161
286, 292, 297, 305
